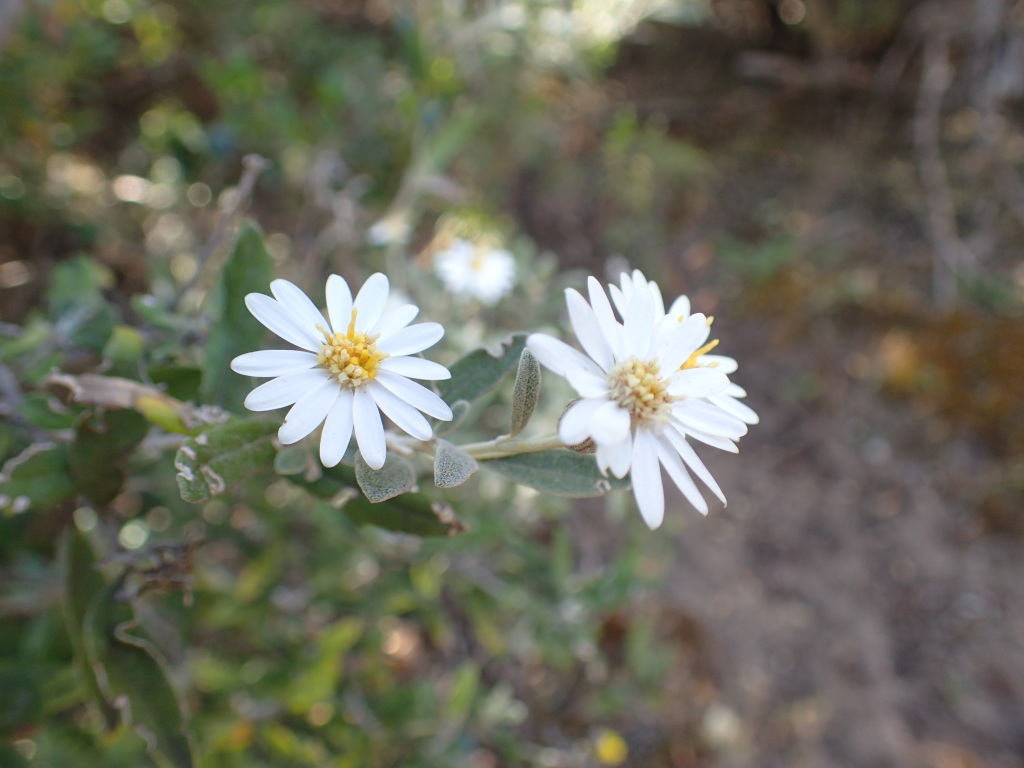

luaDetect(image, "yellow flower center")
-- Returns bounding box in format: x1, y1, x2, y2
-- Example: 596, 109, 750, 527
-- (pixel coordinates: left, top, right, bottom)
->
607, 356, 674, 428
317, 309, 388, 388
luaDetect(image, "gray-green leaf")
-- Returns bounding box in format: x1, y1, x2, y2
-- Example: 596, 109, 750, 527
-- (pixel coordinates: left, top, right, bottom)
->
509, 347, 541, 436
436, 334, 527, 405
483, 450, 631, 497
355, 452, 416, 503
174, 418, 278, 502
434, 439, 479, 488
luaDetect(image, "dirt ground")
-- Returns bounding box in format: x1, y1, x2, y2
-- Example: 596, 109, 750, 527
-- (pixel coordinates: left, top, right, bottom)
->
598, 17, 1024, 768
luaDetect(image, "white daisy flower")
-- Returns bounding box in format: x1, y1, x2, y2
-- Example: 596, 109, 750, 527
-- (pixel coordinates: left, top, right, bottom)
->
526, 273, 751, 529
611, 270, 759, 429
434, 238, 516, 306
230, 274, 453, 470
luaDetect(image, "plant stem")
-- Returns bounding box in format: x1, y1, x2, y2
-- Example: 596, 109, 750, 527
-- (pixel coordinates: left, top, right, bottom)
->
459, 433, 564, 461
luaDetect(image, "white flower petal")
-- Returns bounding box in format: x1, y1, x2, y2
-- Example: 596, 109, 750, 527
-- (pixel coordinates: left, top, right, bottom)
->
670, 421, 738, 453
672, 400, 748, 439
244, 293, 322, 352
375, 370, 453, 421
725, 382, 748, 398
667, 294, 690, 319
597, 430, 633, 478
699, 354, 738, 374
622, 286, 655, 358
662, 427, 726, 505
667, 368, 730, 399
566, 288, 614, 372
270, 279, 329, 335
325, 274, 354, 333
709, 393, 760, 425
231, 350, 318, 377
243, 369, 331, 411
380, 356, 451, 380
367, 381, 433, 441
609, 281, 627, 318
565, 367, 610, 399
590, 400, 631, 447
278, 378, 340, 444
587, 277, 624, 359
378, 322, 444, 357
630, 429, 665, 529
373, 304, 419, 339
558, 397, 607, 445
352, 273, 389, 332
658, 313, 712, 371
319, 390, 355, 467
352, 386, 386, 469
526, 333, 604, 379
655, 434, 709, 514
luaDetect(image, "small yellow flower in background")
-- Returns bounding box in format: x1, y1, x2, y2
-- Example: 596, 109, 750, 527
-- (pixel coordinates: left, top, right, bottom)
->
594, 728, 629, 766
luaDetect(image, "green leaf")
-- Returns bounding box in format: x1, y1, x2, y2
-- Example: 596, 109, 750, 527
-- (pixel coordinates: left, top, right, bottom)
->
0, 443, 77, 513
69, 409, 150, 505
433, 439, 478, 489
436, 333, 527, 405
342, 491, 467, 537
0, 666, 43, 737
103, 325, 144, 378
509, 347, 541, 437
285, 619, 363, 714
434, 398, 471, 437
17, 394, 80, 429
148, 365, 202, 402
286, 463, 467, 536
174, 417, 278, 502
273, 445, 309, 476
200, 220, 274, 411
62, 528, 118, 731
483, 450, 631, 497
47, 255, 117, 353
84, 581, 198, 768
355, 452, 416, 503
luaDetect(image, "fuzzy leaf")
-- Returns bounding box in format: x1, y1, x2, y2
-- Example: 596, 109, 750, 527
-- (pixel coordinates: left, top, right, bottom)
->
484, 450, 631, 497
355, 452, 416, 503
174, 418, 278, 502
342, 492, 467, 537
287, 464, 467, 536
436, 334, 527, 405
434, 399, 471, 437
200, 221, 275, 411
0, 443, 77, 513
273, 445, 308, 476
509, 347, 541, 436
434, 439, 478, 489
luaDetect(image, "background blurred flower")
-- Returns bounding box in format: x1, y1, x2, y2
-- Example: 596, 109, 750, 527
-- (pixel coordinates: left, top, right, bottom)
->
434, 237, 516, 305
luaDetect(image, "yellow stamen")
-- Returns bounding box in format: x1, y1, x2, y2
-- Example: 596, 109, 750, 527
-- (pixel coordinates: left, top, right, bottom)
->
316, 309, 388, 388
681, 338, 719, 370
607, 357, 674, 428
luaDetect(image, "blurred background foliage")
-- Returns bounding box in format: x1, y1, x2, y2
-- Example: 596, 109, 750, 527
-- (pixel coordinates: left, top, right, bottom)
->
2, 0, 1024, 766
